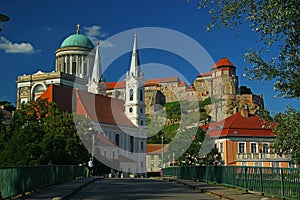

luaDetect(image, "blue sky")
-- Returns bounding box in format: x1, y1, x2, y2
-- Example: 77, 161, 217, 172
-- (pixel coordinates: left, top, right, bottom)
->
0, 0, 298, 114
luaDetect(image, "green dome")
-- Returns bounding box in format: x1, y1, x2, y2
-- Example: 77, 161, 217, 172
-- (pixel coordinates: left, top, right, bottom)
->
60, 33, 94, 49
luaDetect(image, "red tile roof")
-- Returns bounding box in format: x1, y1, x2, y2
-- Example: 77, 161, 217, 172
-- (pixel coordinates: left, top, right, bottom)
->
74, 89, 136, 127
211, 57, 235, 70
106, 77, 182, 89
197, 71, 213, 77
202, 112, 276, 138
146, 144, 169, 154
40, 84, 136, 127
106, 81, 126, 90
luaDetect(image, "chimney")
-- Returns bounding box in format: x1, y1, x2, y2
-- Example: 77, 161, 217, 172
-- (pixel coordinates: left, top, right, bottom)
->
241, 104, 249, 118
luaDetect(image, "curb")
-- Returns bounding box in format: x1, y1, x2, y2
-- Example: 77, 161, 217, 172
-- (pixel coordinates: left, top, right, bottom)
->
163, 178, 235, 200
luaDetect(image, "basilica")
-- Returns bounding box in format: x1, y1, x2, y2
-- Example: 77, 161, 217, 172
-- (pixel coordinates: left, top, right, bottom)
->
16, 25, 148, 176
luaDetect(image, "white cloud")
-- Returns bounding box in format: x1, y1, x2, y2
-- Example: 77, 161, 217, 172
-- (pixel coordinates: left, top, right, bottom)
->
0, 37, 38, 54
83, 25, 114, 48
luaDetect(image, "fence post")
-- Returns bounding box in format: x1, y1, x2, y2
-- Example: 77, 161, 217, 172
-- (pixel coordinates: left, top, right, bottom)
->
280, 168, 285, 197
232, 166, 235, 186
259, 167, 264, 193
245, 167, 248, 190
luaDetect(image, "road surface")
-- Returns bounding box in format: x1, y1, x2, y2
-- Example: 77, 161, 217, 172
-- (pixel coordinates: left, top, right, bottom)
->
68, 178, 219, 200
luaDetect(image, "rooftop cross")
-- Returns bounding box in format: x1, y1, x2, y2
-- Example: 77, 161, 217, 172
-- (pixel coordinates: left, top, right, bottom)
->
76, 23, 80, 34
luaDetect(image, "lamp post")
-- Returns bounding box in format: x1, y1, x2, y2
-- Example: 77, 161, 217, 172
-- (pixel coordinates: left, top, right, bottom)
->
161, 135, 164, 168
0, 13, 9, 31
92, 134, 95, 162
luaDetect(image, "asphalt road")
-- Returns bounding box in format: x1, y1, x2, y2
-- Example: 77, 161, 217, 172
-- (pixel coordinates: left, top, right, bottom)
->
67, 178, 219, 200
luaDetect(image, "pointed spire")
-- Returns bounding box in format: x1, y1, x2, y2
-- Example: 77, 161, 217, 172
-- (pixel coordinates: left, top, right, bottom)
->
129, 32, 142, 77
88, 41, 106, 95
91, 40, 101, 83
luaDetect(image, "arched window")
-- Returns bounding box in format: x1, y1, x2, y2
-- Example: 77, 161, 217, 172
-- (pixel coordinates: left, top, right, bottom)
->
129, 89, 133, 101
32, 84, 45, 100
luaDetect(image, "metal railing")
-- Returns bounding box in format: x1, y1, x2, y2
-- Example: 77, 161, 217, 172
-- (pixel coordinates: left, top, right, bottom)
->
0, 165, 88, 199
236, 153, 291, 160
163, 166, 300, 200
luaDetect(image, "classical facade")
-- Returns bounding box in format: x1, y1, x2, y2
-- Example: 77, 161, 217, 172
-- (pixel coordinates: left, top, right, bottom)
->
16, 25, 95, 108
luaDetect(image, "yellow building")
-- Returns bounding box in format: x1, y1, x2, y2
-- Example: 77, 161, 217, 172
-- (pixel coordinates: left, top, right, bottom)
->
203, 109, 294, 168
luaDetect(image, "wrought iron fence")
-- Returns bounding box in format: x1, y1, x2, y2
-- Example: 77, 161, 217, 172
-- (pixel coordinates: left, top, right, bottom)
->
163, 166, 300, 199
0, 165, 88, 199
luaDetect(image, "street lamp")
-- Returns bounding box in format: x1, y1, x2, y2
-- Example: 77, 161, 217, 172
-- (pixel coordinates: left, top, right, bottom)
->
161, 135, 164, 168
0, 13, 9, 31
92, 134, 95, 162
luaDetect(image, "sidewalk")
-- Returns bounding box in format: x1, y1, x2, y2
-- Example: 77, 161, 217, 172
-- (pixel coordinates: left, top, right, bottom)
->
162, 177, 281, 200
19, 177, 100, 200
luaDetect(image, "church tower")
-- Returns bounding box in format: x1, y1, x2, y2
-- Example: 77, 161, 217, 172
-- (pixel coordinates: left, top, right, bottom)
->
125, 33, 146, 127
87, 41, 106, 95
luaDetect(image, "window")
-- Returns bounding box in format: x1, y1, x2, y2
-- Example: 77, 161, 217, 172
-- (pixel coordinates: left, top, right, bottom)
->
113, 151, 115, 159
115, 134, 120, 146
130, 136, 134, 152
262, 143, 269, 153
129, 107, 133, 113
140, 120, 144, 126
141, 141, 144, 151
219, 142, 223, 153
251, 142, 258, 153
140, 107, 143, 113
238, 142, 246, 153
139, 88, 143, 101
129, 89, 133, 101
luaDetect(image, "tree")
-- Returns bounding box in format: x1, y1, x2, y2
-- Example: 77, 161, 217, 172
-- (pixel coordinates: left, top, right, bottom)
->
0, 101, 16, 112
270, 107, 300, 163
197, 0, 300, 98
0, 99, 91, 166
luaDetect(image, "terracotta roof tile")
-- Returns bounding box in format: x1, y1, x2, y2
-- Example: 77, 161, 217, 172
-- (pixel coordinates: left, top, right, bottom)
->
40, 84, 136, 127
106, 82, 126, 90
211, 57, 235, 70
146, 144, 169, 154
74, 90, 136, 127
203, 112, 276, 138
197, 71, 213, 77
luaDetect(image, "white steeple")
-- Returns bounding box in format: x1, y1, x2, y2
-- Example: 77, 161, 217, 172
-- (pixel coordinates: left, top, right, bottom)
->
125, 33, 146, 127
87, 41, 106, 95
128, 32, 142, 78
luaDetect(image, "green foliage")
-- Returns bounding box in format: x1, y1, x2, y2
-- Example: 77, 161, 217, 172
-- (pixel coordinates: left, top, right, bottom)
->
258, 106, 300, 163
272, 107, 300, 163
147, 124, 180, 144
0, 101, 16, 112
0, 99, 91, 167
164, 101, 181, 123
197, 0, 300, 98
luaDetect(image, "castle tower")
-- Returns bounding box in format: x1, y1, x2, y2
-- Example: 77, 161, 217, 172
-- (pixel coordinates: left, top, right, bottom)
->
87, 41, 106, 95
125, 33, 146, 127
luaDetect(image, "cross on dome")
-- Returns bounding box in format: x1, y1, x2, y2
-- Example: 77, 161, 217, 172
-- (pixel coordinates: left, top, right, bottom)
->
76, 23, 80, 34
